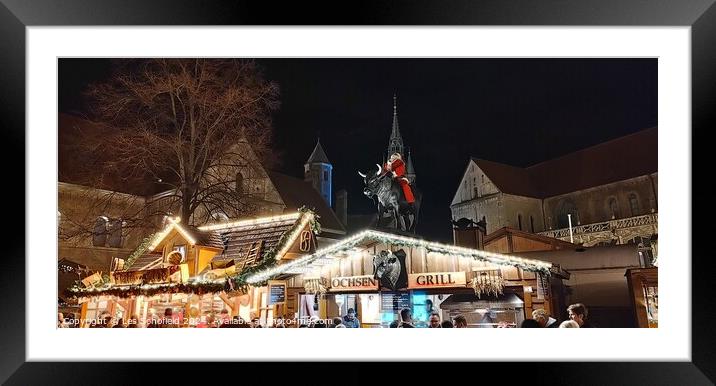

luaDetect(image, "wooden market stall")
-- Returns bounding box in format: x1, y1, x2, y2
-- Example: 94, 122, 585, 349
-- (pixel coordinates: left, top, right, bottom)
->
245, 229, 569, 328
69, 210, 319, 327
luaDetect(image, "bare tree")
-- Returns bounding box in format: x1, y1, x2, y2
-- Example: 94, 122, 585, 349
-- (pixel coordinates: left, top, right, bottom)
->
60, 59, 280, 244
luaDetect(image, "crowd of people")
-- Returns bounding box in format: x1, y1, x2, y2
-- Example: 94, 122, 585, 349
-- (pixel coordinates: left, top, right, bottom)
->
383, 302, 595, 328
58, 303, 595, 328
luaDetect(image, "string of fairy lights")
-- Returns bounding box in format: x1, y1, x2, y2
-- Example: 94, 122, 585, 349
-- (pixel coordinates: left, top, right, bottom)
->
245, 229, 554, 284
66, 208, 554, 300
66, 209, 318, 298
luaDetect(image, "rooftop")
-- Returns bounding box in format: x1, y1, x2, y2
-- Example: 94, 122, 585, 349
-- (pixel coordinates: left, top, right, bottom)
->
471, 127, 657, 198
246, 229, 554, 283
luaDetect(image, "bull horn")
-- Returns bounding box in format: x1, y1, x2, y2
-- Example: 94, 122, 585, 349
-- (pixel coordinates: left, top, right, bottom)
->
376, 164, 382, 174
358, 171, 366, 178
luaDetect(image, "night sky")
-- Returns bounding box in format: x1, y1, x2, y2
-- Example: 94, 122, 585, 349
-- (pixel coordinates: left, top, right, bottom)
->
59, 58, 657, 242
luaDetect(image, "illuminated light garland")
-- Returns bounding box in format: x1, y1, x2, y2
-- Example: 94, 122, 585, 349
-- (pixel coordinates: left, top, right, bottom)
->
67, 208, 321, 299
274, 212, 314, 261
145, 217, 198, 253
173, 223, 197, 246
246, 229, 554, 284
197, 212, 301, 231
67, 278, 230, 299
147, 217, 181, 251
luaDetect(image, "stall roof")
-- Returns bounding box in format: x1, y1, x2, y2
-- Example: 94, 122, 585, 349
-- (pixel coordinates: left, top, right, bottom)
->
246, 229, 555, 284
123, 253, 163, 272
200, 212, 309, 268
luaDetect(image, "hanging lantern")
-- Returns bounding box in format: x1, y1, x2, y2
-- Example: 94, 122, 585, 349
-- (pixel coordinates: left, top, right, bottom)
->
470, 269, 504, 298
303, 277, 327, 296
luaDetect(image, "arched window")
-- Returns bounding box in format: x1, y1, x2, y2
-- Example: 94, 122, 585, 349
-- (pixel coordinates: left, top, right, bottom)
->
235, 172, 244, 194
323, 170, 329, 180
629, 194, 640, 216
555, 199, 578, 229
608, 197, 619, 219
108, 219, 123, 248
517, 214, 523, 231
530, 215, 535, 233
92, 216, 108, 247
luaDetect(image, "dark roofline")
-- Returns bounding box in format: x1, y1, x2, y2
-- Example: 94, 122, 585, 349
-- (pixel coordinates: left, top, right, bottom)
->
525, 126, 657, 170
468, 127, 657, 198
266, 171, 346, 235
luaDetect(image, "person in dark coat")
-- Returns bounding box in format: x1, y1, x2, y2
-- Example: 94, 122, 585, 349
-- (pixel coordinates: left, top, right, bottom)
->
398, 308, 414, 328
519, 319, 541, 328
568, 303, 597, 328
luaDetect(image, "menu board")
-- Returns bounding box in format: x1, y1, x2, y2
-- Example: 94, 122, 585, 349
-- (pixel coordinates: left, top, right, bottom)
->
380, 292, 410, 312
268, 280, 286, 305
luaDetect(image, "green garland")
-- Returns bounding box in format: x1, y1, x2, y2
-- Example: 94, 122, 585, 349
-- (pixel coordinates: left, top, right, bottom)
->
123, 233, 156, 270
228, 206, 320, 292
299, 231, 552, 276
66, 209, 321, 299
66, 280, 231, 298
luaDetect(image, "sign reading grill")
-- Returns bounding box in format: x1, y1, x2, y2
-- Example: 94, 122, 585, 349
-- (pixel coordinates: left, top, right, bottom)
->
329, 275, 379, 291
408, 272, 467, 289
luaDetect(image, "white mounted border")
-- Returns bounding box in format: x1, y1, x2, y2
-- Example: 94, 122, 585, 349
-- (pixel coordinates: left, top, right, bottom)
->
27, 26, 689, 361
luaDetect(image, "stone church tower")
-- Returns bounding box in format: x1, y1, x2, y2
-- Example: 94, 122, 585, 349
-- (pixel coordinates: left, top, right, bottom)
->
304, 139, 333, 207
387, 93, 416, 184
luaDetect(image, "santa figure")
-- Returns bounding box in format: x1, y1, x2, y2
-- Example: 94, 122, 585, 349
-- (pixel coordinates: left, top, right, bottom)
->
382, 152, 415, 204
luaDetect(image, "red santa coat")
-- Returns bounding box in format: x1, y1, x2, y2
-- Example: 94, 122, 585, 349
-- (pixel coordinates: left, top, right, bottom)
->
384, 158, 415, 203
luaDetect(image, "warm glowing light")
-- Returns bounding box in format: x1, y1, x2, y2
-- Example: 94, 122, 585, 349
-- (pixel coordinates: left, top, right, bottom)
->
147, 217, 196, 251
173, 223, 197, 245
275, 212, 314, 261
197, 212, 301, 231
246, 229, 553, 284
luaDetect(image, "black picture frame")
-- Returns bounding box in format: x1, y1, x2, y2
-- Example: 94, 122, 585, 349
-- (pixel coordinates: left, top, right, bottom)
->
1, 0, 712, 384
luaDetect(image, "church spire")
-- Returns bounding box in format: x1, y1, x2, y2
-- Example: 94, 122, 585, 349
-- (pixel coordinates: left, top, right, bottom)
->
406, 147, 416, 185
306, 138, 330, 165
304, 138, 333, 207
388, 92, 404, 157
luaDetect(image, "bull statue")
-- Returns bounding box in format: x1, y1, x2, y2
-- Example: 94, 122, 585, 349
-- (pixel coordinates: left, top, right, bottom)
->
373, 250, 406, 291
358, 164, 421, 233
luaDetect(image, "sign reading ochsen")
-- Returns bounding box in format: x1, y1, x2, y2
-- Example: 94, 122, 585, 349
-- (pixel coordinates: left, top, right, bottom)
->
408, 272, 467, 289
329, 275, 379, 291
268, 280, 286, 305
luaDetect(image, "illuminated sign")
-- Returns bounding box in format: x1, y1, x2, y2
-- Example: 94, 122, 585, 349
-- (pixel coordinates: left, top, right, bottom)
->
329, 275, 379, 291
408, 272, 467, 289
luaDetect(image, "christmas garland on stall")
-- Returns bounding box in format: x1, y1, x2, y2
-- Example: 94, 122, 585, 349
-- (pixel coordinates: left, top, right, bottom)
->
65, 279, 232, 299
123, 233, 156, 270
228, 206, 320, 292
301, 230, 553, 276
66, 208, 321, 299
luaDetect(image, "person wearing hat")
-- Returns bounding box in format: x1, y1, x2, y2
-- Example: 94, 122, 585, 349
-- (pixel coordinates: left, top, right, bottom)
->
381, 152, 415, 205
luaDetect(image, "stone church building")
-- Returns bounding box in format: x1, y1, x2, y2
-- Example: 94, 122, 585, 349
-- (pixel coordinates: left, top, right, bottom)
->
58, 113, 345, 280
450, 127, 657, 263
